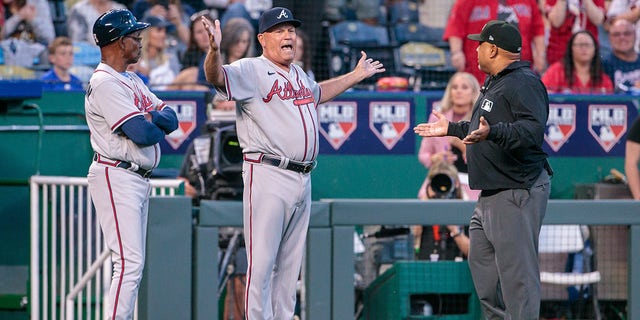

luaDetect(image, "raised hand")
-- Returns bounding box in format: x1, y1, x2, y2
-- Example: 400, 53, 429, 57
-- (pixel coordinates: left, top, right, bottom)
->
201, 17, 221, 51
354, 51, 385, 79
414, 110, 450, 137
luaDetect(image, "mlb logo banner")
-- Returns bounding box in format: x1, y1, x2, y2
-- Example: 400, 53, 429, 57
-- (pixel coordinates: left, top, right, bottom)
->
588, 104, 627, 153
318, 101, 358, 150
369, 101, 411, 150
545, 104, 576, 152
165, 100, 197, 150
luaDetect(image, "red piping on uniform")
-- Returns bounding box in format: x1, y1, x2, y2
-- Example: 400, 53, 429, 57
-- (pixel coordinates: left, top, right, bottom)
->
111, 111, 141, 131
307, 103, 318, 160
245, 164, 254, 319
297, 107, 309, 161
223, 68, 233, 101
105, 167, 125, 319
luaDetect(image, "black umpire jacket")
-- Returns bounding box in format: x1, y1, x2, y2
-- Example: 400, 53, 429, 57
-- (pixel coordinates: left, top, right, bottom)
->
447, 61, 550, 191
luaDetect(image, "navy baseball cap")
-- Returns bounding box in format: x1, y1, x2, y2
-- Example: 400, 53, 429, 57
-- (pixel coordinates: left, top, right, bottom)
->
467, 20, 522, 54
258, 7, 301, 33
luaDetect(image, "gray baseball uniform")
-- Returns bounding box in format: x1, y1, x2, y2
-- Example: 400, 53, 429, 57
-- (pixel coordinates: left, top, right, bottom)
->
85, 62, 169, 320
219, 55, 321, 319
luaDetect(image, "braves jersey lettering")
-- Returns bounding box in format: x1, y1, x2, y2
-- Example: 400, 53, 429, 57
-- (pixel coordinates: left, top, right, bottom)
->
85, 64, 165, 169
221, 56, 321, 161
133, 87, 154, 111
263, 79, 314, 105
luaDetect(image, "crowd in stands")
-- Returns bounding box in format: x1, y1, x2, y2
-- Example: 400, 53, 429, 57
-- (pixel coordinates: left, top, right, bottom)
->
0, 0, 639, 97
0, 0, 273, 93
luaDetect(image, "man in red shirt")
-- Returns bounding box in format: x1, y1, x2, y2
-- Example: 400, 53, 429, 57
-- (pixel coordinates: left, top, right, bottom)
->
444, 0, 546, 84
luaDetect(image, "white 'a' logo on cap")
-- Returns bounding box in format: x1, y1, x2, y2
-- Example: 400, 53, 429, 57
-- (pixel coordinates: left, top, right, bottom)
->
277, 9, 289, 19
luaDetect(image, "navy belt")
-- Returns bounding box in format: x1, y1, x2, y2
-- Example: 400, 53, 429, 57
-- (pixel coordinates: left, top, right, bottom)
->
93, 154, 153, 178
261, 155, 316, 174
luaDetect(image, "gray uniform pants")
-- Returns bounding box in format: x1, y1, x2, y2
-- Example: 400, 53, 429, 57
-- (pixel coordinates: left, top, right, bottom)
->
468, 170, 550, 320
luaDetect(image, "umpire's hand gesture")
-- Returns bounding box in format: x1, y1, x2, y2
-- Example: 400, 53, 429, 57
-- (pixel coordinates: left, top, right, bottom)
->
201, 17, 222, 51
414, 110, 450, 137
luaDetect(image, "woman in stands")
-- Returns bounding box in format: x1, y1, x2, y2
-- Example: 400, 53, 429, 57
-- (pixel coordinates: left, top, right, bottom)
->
542, 30, 613, 94
134, 15, 182, 90
417, 71, 481, 200
168, 11, 216, 91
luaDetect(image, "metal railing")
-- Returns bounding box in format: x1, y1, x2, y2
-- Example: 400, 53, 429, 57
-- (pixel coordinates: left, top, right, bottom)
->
29, 175, 183, 320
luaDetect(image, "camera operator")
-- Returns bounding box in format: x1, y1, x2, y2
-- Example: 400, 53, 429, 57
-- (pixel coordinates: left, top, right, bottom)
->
413, 161, 470, 261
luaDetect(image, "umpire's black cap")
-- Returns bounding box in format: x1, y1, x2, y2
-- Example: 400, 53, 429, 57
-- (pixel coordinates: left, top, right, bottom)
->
467, 20, 522, 54
258, 7, 301, 34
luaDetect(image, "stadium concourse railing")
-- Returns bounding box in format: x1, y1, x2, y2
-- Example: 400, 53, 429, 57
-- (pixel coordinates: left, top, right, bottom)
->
29, 175, 183, 320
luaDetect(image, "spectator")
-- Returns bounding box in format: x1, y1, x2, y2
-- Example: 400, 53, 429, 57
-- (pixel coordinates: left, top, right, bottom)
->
625, 116, 640, 200
602, 18, 640, 92
2, 0, 54, 45
67, 0, 127, 46
203, 17, 255, 111
418, 0, 456, 29
134, 15, 182, 90
607, 0, 640, 53
293, 28, 314, 80
219, 0, 271, 30
541, 30, 614, 93
132, 0, 193, 50
41, 36, 84, 91
412, 160, 470, 261
544, 0, 605, 66
167, 11, 216, 91
0, 19, 47, 69
417, 71, 481, 200
218, 17, 254, 63
444, 0, 547, 84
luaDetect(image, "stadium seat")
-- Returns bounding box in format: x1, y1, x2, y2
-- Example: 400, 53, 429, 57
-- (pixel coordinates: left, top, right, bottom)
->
387, 0, 420, 24
73, 42, 101, 67
391, 22, 455, 90
327, 20, 398, 89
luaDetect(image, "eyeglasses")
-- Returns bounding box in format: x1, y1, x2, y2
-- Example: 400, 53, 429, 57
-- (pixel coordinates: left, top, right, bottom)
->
611, 31, 634, 37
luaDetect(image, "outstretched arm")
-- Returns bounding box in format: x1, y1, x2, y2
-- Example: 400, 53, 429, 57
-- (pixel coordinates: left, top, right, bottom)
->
201, 18, 225, 88
414, 110, 451, 138
318, 51, 385, 104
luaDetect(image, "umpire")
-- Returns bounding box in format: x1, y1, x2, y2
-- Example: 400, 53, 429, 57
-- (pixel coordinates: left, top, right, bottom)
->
414, 20, 552, 319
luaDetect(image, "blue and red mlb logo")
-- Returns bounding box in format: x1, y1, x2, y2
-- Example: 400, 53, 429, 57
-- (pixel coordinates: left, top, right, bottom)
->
318, 101, 357, 150
545, 104, 576, 152
588, 104, 627, 153
165, 100, 197, 150
369, 101, 410, 150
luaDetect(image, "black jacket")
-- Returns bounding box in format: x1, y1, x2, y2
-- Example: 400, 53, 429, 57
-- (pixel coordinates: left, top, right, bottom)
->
447, 61, 549, 190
